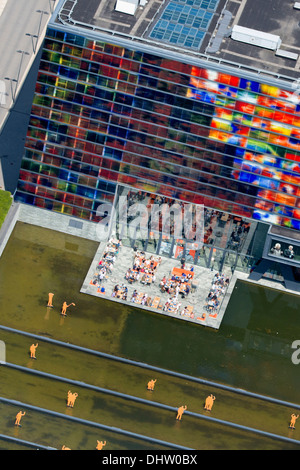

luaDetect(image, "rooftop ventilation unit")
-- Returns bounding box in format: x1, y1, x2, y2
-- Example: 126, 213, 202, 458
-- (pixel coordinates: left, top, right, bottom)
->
115, 0, 139, 15
231, 25, 281, 50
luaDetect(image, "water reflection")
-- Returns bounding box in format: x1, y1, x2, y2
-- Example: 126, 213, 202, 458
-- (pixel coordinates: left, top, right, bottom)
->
44, 307, 52, 321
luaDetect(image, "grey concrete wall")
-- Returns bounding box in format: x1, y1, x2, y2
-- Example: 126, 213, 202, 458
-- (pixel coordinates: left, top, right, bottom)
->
17, 204, 101, 242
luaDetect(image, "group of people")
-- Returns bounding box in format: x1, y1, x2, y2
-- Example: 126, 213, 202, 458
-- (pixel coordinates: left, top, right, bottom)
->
204, 209, 250, 248
93, 237, 122, 289
127, 189, 190, 237
160, 275, 191, 299
92, 237, 218, 323
112, 284, 128, 301
160, 266, 193, 296
163, 296, 182, 314
160, 266, 195, 315
125, 268, 141, 283
125, 251, 161, 285
270, 243, 295, 259
163, 298, 195, 318
204, 272, 229, 313
130, 290, 152, 306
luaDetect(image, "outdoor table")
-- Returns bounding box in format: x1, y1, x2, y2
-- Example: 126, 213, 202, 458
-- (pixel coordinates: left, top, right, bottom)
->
186, 305, 194, 316
135, 293, 144, 304
144, 274, 152, 284
172, 267, 194, 278
151, 297, 160, 308
179, 282, 190, 293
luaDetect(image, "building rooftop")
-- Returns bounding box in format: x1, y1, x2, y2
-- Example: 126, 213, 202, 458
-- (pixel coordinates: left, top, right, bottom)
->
52, 0, 300, 85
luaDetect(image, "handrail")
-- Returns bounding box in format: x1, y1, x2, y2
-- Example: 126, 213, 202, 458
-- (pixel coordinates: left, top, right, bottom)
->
1, 364, 300, 447
0, 323, 299, 409
0, 393, 192, 450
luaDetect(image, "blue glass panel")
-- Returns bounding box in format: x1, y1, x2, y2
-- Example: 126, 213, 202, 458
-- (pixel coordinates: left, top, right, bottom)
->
149, 0, 219, 50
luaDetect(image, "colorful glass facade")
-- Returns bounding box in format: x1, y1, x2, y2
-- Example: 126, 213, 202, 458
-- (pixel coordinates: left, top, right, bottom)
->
15, 26, 300, 230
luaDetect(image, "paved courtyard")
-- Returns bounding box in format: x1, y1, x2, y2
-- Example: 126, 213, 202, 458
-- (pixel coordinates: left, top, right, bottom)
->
80, 239, 233, 329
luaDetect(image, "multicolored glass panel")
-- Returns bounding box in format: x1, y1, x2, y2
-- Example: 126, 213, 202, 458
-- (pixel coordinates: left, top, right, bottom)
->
15, 27, 300, 229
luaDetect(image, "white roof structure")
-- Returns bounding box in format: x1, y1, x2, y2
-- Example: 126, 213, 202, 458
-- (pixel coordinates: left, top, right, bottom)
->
115, 0, 139, 15
231, 25, 281, 51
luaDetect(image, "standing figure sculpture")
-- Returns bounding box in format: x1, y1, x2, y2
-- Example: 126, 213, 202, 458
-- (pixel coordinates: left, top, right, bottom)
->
96, 440, 107, 450
15, 411, 26, 426
61, 301, 75, 316
176, 405, 187, 420
289, 414, 299, 429
67, 390, 78, 408
147, 379, 157, 391
29, 343, 38, 359
47, 293, 54, 307
204, 394, 216, 411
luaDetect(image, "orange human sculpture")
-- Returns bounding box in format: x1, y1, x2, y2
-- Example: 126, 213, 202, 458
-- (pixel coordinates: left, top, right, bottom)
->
67, 390, 78, 408
289, 414, 299, 429
96, 440, 107, 450
147, 379, 157, 391
70, 392, 78, 408
176, 405, 187, 420
67, 390, 72, 407
61, 301, 76, 316
61, 445, 71, 450
47, 292, 54, 307
204, 394, 215, 411
29, 343, 38, 359
15, 410, 26, 426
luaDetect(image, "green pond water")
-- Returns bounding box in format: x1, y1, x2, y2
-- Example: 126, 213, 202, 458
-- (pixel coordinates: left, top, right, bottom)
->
0, 221, 299, 450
